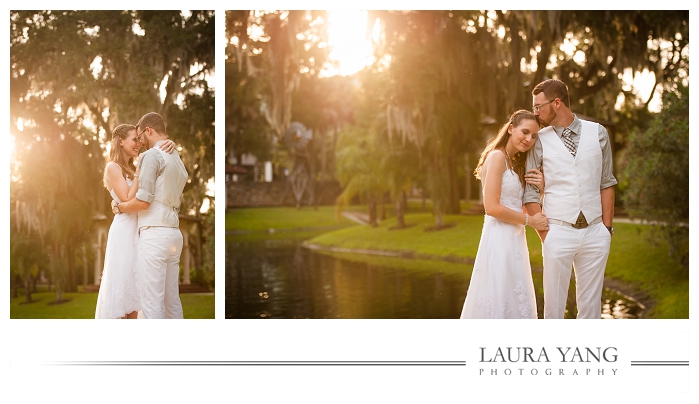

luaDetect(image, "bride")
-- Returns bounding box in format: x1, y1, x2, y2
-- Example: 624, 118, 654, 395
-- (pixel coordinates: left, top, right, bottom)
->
95, 124, 175, 319
460, 110, 549, 319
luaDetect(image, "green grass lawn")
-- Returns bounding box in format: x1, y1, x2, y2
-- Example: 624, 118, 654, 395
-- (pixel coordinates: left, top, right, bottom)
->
225, 202, 473, 233
10, 286, 214, 319
310, 213, 484, 260
345, 200, 474, 216
307, 214, 688, 319
226, 206, 355, 232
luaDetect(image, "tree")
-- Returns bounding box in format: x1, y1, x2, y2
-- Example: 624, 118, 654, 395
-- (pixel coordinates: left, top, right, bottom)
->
292, 74, 355, 184
10, 10, 215, 298
363, 10, 689, 227
227, 10, 329, 138
335, 126, 385, 226
379, 145, 419, 229
621, 83, 688, 265
227, 10, 344, 209
225, 11, 274, 166
11, 130, 99, 298
375, 11, 489, 226
9, 209, 45, 302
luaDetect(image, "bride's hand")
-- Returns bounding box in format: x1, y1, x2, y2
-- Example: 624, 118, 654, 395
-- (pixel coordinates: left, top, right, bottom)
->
527, 212, 549, 231
111, 200, 120, 215
525, 167, 544, 191
159, 139, 177, 154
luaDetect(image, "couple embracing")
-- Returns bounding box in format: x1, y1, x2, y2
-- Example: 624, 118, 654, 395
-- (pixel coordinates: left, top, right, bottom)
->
95, 112, 189, 319
461, 79, 616, 319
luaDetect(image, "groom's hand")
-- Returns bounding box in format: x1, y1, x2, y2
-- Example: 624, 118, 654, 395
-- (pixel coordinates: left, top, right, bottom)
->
525, 202, 547, 242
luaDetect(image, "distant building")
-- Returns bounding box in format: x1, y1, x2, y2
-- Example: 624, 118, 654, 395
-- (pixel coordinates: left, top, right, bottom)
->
226, 152, 274, 183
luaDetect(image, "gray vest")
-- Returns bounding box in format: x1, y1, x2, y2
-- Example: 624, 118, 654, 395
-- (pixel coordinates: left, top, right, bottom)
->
137, 148, 188, 228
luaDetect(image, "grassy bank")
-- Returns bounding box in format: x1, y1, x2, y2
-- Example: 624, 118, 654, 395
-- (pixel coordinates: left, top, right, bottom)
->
307, 214, 688, 319
10, 286, 215, 319
225, 202, 473, 233
309, 213, 484, 260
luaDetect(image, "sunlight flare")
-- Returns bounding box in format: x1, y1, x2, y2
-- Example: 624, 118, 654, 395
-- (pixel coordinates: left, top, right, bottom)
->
324, 10, 373, 77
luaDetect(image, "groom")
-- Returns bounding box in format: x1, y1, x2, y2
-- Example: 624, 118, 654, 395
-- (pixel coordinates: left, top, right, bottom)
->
113, 112, 189, 319
524, 79, 617, 319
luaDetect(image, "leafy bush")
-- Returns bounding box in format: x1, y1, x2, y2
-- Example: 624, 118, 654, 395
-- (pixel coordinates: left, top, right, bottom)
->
622, 84, 688, 264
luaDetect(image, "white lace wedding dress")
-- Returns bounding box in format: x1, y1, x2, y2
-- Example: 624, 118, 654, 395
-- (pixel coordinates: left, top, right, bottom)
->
95, 178, 141, 319
460, 168, 538, 319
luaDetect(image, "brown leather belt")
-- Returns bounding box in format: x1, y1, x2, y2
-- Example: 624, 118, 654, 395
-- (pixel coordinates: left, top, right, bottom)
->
548, 216, 602, 229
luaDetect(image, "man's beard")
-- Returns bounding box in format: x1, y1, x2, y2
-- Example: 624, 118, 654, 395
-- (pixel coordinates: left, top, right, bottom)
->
143, 136, 151, 149
537, 109, 555, 127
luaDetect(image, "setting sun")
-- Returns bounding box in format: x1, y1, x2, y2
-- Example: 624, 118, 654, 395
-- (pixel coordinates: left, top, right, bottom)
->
324, 10, 374, 77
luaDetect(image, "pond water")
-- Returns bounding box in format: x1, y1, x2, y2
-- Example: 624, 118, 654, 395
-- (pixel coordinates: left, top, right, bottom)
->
226, 231, 643, 319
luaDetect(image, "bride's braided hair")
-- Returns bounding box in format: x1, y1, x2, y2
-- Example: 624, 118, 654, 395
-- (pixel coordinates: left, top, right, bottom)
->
474, 109, 537, 188
103, 124, 138, 189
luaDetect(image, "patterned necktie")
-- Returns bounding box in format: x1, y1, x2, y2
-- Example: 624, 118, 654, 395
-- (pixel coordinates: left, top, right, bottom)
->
561, 128, 577, 157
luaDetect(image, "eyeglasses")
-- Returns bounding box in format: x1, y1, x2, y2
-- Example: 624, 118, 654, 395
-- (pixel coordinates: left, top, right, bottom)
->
136, 127, 148, 142
532, 99, 556, 112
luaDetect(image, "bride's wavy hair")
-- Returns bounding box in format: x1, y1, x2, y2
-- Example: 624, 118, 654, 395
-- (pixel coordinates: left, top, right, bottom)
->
474, 109, 537, 187
103, 124, 138, 189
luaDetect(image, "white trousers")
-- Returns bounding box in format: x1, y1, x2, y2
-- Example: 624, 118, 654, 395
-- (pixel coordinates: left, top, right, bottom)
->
137, 227, 184, 319
542, 222, 611, 319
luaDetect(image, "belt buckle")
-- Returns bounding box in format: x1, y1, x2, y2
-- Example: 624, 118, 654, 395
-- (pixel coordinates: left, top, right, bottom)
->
572, 212, 588, 229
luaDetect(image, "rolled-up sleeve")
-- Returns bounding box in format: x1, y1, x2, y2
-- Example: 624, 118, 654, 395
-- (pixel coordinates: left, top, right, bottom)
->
135, 150, 163, 203
599, 125, 618, 189
523, 138, 544, 204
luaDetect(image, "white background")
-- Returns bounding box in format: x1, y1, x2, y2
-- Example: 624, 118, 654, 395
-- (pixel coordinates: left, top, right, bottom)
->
4, 2, 696, 403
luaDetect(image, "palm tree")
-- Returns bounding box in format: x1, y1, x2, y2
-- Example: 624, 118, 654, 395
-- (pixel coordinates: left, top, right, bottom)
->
335, 127, 385, 226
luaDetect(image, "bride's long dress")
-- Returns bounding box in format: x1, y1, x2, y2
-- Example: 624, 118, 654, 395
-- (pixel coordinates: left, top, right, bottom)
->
460, 168, 537, 319
95, 178, 141, 319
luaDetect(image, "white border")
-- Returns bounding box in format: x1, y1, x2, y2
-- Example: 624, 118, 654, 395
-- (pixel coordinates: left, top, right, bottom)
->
4, 3, 696, 402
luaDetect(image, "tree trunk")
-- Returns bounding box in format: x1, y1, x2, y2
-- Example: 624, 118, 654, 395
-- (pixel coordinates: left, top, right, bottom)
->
448, 150, 461, 214
368, 195, 377, 227
53, 242, 64, 303
196, 213, 204, 286
24, 277, 32, 303
12, 274, 19, 299
308, 140, 317, 209
464, 153, 472, 202
320, 129, 327, 182
66, 239, 77, 293
331, 127, 338, 179
434, 200, 444, 228
55, 280, 63, 303
395, 194, 405, 228
380, 193, 386, 222
532, 12, 554, 90
82, 244, 89, 287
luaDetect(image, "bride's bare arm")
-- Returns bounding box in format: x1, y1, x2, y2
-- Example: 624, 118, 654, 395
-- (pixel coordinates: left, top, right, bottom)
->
105, 162, 139, 203
482, 151, 548, 231
126, 163, 140, 201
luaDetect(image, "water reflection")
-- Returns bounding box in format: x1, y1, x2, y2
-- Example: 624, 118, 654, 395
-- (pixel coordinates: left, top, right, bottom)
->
601, 288, 645, 319
226, 232, 643, 319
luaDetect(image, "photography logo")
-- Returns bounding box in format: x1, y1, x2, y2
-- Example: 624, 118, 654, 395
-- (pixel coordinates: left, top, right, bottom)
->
476, 346, 619, 377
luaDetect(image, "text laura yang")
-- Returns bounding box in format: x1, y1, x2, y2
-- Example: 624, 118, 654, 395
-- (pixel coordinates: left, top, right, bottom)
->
479, 347, 618, 363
